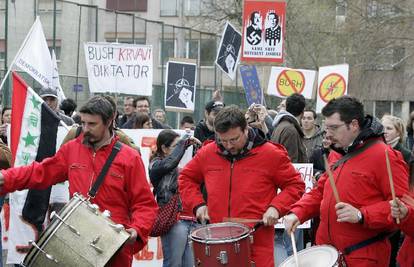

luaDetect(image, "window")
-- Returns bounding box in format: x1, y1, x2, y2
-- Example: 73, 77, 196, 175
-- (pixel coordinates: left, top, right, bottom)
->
336, 1, 347, 17
47, 39, 62, 61
38, 0, 62, 12
367, 1, 401, 18
186, 40, 199, 60
160, 0, 178, 16
106, 0, 148, 12
367, 100, 403, 118
0, 40, 5, 60
160, 39, 176, 65
0, 0, 5, 11
106, 38, 146, 44
200, 39, 216, 66
185, 0, 201, 16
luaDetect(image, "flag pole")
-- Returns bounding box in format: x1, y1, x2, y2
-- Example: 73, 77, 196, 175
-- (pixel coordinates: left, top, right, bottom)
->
0, 17, 40, 92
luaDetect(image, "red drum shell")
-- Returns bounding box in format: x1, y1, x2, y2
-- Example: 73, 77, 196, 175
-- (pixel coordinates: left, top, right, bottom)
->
190, 222, 253, 267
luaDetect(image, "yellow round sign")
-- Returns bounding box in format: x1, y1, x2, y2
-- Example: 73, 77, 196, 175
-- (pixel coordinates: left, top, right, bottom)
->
318, 73, 346, 103
276, 70, 305, 96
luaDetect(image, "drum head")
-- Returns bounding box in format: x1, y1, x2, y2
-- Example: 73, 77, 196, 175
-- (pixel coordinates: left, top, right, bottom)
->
190, 222, 250, 244
280, 245, 338, 267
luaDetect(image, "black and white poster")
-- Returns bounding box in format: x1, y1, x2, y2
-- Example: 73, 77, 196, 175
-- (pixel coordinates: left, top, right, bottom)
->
165, 60, 197, 112
215, 21, 242, 80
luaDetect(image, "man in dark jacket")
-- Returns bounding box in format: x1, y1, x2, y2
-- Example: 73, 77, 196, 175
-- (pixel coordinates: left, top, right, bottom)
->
194, 100, 224, 143
271, 93, 307, 264
121, 96, 170, 129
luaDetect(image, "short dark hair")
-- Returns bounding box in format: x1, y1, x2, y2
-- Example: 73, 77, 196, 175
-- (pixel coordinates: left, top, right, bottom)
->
125, 96, 136, 108
250, 11, 259, 23
135, 96, 151, 107
133, 112, 151, 129
59, 98, 77, 116
180, 115, 194, 126
79, 96, 114, 125
304, 108, 317, 120
322, 96, 364, 127
214, 105, 247, 133
155, 129, 180, 158
286, 93, 306, 117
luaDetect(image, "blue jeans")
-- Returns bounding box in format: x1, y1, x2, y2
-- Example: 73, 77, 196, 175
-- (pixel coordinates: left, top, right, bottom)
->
161, 220, 198, 267
274, 229, 304, 266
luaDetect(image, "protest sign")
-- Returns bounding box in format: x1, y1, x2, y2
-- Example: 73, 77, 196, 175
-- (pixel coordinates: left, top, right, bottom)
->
316, 64, 349, 113
240, 65, 263, 105
216, 21, 242, 80
84, 42, 153, 95
267, 67, 316, 99
241, 0, 286, 63
165, 60, 197, 112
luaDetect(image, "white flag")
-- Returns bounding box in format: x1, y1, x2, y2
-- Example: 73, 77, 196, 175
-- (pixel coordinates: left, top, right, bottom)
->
14, 17, 52, 89
51, 49, 66, 102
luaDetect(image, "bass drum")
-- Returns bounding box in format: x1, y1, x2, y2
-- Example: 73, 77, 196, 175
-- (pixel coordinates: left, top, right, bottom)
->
279, 245, 339, 267
22, 193, 130, 267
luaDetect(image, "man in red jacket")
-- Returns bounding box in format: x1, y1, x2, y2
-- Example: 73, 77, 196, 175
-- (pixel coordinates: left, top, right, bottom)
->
284, 96, 409, 267
179, 105, 305, 267
0, 96, 158, 267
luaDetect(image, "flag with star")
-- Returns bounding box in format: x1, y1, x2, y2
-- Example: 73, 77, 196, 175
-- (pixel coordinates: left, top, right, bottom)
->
7, 72, 60, 263
11, 72, 60, 167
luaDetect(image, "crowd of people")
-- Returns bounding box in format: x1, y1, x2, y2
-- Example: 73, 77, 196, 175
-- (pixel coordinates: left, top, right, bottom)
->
0, 90, 412, 267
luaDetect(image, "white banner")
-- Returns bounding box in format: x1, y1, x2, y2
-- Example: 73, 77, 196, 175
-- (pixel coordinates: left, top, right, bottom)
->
316, 64, 349, 113
84, 42, 153, 95
275, 163, 314, 229
267, 67, 316, 99
14, 17, 53, 89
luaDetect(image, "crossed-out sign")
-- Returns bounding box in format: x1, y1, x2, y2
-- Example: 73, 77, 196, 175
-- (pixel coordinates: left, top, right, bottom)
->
276, 69, 305, 96
318, 73, 346, 103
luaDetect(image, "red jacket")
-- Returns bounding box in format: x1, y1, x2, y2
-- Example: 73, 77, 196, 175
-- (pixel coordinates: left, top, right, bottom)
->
389, 192, 414, 267
291, 140, 408, 267
1, 135, 158, 267
179, 132, 305, 267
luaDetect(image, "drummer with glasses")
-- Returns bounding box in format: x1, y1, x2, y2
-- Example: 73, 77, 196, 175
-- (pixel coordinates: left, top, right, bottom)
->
179, 105, 305, 267
284, 96, 408, 267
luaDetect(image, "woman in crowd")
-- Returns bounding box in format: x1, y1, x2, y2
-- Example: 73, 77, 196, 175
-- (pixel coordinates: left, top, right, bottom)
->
382, 115, 411, 163
133, 112, 153, 129
0, 107, 11, 144
382, 114, 411, 267
149, 129, 200, 267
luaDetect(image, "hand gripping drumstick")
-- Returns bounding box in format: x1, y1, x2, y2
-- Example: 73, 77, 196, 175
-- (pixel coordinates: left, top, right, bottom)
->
290, 231, 300, 267
323, 155, 341, 203
385, 149, 400, 224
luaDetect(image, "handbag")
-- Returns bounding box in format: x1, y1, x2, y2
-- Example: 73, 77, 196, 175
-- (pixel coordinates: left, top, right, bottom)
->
150, 194, 180, 237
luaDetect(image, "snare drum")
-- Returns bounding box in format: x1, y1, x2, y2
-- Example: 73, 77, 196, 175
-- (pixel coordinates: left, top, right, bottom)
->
22, 193, 130, 267
279, 245, 339, 267
190, 222, 253, 267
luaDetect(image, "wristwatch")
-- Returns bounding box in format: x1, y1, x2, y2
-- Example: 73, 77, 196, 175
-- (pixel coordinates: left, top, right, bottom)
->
357, 210, 364, 224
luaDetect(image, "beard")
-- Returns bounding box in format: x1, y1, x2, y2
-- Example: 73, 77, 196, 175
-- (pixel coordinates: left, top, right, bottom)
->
83, 133, 98, 146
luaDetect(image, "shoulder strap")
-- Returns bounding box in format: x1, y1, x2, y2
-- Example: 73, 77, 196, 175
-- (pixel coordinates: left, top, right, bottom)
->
75, 126, 82, 138
88, 141, 122, 198
332, 139, 381, 170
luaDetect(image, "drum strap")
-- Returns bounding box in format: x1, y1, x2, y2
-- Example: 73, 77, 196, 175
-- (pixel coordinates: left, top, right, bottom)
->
331, 139, 381, 170
88, 141, 122, 198
343, 231, 391, 255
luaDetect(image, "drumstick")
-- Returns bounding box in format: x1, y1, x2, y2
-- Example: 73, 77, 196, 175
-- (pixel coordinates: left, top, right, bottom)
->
290, 231, 299, 267
323, 154, 341, 203
385, 149, 400, 224
223, 217, 263, 224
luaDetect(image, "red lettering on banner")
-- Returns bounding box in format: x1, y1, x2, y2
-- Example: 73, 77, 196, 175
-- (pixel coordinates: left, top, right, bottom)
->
118, 48, 152, 62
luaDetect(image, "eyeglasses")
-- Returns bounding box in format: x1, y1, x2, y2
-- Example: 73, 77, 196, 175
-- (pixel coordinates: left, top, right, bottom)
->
325, 123, 347, 132
218, 134, 242, 145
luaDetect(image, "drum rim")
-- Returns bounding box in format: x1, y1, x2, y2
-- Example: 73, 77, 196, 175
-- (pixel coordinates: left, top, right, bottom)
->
190, 222, 251, 244
279, 244, 339, 266
23, 193, 86, 265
